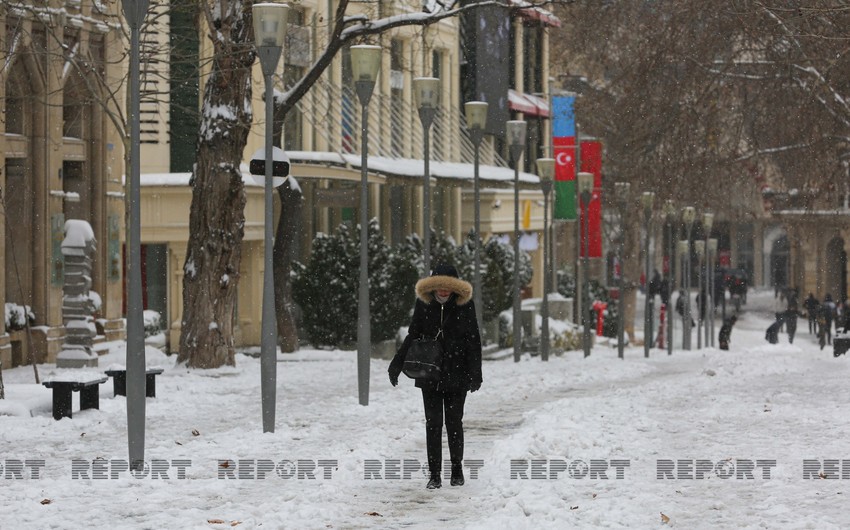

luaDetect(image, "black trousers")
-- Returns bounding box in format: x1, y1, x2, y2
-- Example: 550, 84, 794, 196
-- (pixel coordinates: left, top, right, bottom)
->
421, 388, 467, 475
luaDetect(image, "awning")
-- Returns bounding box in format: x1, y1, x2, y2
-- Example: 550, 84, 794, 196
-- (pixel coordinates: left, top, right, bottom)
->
508, 89, 550, 118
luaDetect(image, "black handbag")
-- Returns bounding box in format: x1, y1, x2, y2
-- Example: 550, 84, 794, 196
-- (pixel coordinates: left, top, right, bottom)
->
402, 336, 443, 380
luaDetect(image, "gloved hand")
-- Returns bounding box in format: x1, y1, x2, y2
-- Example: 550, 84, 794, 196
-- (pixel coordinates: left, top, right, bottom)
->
469, 380, 481, 393
388, 368, 400, 387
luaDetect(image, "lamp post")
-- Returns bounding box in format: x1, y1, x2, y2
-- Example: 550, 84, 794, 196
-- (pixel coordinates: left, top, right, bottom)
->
465, 101, 488, 331
708, 238, 718, 347
537, 158, 555, 361
121, 0, 149, 469
642, 191, 655, 358
578, 171, 594, 358
677, 239, 689, 349
681, 206, 696, 350
507, 120, 527, 363
414, 77, 440, 274
351, 44, 381, 406
702, 212, 714, 348
694, 239, 705, 349
253, 2, 289, 432
615, 182, 631, 359
663, 200, 677, 356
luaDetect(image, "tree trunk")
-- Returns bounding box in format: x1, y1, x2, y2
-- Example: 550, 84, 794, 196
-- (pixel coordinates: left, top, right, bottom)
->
177, 2, 254, 368
274, 178, 303, 353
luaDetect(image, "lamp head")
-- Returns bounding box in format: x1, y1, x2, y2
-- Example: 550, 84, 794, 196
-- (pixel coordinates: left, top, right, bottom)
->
677, 240, 689, 257
578, 172, 594, 195
253, 3, 290, 48
707, 238, 718, 254
663, 199, 676, 219
682, 206, 696, 226
703, 212, 714, 233
413, 77, 440, 109
641, 191, 655, 212
536, 158, 555, 194
506, 120, 526, 149
464, 101, 488, 130
351, 45, 382, 83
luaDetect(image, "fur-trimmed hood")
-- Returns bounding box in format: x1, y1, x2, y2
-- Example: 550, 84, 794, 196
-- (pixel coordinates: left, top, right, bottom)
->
415, 275, 473, 306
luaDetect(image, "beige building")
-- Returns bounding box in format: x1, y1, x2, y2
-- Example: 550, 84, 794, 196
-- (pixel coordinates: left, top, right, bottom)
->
0, 0, 559, 362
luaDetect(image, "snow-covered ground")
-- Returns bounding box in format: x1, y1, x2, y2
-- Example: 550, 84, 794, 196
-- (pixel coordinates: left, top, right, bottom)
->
2, 289, 849, 529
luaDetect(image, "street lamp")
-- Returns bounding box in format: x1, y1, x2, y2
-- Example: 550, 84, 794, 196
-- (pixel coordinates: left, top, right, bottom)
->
681, 206, 696, 350
702, 212, 714, 348
663, 199, 677, 356
121, 0, 149, 469
507, 120, 527, 363
642, 191, 655, 358
414, 77, 440, 275
351, 44, 381, 406
578, 171, 595, 358
253, 2, 289, 432
694, 239, 705, 349
677, 239, 689, 349
465, 101, 488, 331
537, 158, 555, 361
708, 237, 718, 347
614, 182, 631, 359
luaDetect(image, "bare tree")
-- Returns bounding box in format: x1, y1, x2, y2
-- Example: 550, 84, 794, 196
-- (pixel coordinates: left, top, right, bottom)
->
551, 1, 850, 337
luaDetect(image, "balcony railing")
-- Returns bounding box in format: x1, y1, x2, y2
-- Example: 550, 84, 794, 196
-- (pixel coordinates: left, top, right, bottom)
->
293, 76, 507, 170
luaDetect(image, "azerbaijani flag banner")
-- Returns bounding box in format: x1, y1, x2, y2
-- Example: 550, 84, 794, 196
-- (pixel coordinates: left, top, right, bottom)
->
580, 140, 603, 258
552, 95, 576, 220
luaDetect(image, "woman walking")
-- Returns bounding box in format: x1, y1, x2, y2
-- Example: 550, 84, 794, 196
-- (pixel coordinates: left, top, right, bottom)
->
388, 264, 483, 489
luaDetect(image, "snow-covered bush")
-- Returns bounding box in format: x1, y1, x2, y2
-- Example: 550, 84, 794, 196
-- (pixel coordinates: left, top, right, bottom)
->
292, 219, 417, 348
497, 308, 581, 353
4, 303, 34, 332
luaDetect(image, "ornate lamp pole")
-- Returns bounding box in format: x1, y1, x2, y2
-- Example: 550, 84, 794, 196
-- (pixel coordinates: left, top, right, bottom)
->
351, 44, 382, 406
694, 239, 705, 349
121, 0, 150, 468
681, 206, 696, 350
414, 77, 440, 275
578, 171, 595, 358
614, 182, 631, 359
465, 101, 488, 331
642, 191, 655, 358
537, 158, 555, 361
507, 120, 527, 362
708, 238, 718, 347
677, 239, 689, 349
253, 2, 290, 432
663, 200, 677, 356
702, 212, 714, 348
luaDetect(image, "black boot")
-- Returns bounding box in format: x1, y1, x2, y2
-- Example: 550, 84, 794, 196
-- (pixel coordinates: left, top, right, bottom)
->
426, 473, 441, 489
450, 464, 464, 486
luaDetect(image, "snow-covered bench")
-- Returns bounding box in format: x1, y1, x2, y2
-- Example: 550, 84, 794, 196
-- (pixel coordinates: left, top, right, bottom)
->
104, 367, 164, 398
42, 373, 108, 420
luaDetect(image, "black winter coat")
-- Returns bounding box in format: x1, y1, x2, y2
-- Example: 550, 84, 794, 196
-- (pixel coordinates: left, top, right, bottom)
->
389, 277, 482, 392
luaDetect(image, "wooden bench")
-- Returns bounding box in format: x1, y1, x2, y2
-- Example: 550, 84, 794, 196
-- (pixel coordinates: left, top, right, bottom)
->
104, 367, 164, 398
42, 377, 107, 420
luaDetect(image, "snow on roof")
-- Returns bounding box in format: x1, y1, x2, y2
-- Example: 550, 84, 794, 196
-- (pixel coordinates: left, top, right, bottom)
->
138, 153, 540, 187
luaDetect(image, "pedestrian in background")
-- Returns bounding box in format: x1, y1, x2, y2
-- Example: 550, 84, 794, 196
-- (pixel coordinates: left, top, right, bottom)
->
719, 315, 737, 350
804, 292, 819, 334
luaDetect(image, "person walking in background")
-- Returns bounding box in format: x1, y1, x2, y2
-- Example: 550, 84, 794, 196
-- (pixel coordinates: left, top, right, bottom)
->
804, 292, 819, 334
822, 293, 836, 346
719, 315, 737, 350
784, 307, 801, 344
388, 264, 482, 490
